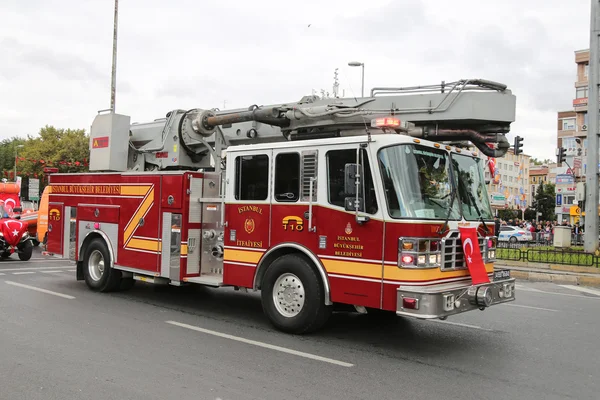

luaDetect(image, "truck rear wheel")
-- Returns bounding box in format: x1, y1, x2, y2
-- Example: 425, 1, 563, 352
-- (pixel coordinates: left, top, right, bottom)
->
261, 254, 331, 334
83, 238, 121, 292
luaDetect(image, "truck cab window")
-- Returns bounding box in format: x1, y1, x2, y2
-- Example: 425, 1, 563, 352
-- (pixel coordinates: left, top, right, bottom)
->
274, 153, 300, 202
327, 149, 378, 214
235, 154, 269, 200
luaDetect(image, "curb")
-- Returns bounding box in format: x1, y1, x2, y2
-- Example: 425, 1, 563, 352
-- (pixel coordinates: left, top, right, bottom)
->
504, 267, 600, 288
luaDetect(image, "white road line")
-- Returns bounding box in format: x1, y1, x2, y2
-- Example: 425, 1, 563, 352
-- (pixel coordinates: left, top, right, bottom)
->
165, 320, 354, 368
40, 270, 65, 273
16, 259, 68, 263
427, 319, 493, 331
12, 271, 36, 275
0, 266, 73, 272
518, 287, 600, 300
5, 281, 75, 299
503, 303, 558, 312
516, 284, 542, 293
0, 273, 4, 276
559, 285, 600, 297
67, 269, 76, 272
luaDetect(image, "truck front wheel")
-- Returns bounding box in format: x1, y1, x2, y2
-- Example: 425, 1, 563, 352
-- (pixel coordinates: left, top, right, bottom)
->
83, 239, 121, 292
261, 254, 332, 334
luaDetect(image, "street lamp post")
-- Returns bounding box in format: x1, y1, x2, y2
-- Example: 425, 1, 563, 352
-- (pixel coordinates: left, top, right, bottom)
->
14, 144, 24, 181
348, 61, 365, 97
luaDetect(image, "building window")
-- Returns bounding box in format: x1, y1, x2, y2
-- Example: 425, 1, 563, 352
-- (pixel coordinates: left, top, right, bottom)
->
234, 154, 269, 200
576, 87, 588, 99
562, 118, 576, 131
327, 149, 378, 214
585, 63, 589, 78
584, 113, 589, 126
274, 153, 300, 202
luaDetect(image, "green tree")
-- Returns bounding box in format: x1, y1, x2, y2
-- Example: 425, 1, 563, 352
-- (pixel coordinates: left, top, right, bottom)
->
17, 126, 89, 178
533, 182, 556, 221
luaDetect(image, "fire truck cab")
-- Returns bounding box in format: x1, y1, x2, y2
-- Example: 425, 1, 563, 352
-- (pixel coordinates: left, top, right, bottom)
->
46, 79, 517, 333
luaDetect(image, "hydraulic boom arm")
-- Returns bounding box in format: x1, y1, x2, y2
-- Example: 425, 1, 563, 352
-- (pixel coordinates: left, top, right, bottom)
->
89, 79, 516, 172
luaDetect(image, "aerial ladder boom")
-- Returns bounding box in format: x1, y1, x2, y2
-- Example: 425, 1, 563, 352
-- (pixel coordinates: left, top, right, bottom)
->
89, 79, 516, 172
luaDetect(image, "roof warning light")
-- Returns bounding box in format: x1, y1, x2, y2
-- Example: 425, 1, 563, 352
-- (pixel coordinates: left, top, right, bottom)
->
371, 117, 401, 129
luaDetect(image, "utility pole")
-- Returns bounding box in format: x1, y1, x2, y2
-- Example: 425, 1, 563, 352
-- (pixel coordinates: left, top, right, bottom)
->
585, 0, 600, 253
110, 0, 119, 113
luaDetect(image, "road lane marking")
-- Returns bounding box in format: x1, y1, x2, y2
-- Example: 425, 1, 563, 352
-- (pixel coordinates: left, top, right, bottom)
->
0, 266, 73, 272
503, 303, 558, 312
427, 319, 493, 331
13, 271, 35, 275
5, 281, 75, 299
165, 320, 354, 367
41, 270, 65, 273
0, 273, 4, 276
518, 287, 600, 300
8, 259, 68, 263
559, 285, 600, 297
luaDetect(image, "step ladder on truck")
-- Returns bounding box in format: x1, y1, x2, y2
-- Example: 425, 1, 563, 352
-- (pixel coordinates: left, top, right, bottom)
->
44, 79, 517, 333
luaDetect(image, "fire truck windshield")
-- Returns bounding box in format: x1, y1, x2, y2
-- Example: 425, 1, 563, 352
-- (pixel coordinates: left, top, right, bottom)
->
451, 153, 494, 221
378, 144, 461, 220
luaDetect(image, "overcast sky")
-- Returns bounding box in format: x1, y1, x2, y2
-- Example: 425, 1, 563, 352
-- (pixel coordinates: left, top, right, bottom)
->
0, 0, 592, 160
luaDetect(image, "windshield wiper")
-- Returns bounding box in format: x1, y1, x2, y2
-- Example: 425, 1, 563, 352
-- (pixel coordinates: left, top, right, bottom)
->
466, 190, 490, 235
437, 189, 457, 235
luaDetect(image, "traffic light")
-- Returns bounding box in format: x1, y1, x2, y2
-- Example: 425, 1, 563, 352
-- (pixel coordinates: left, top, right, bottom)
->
513, 135, 524, 155
556, 147, 567, 164
577, 148, 582, 156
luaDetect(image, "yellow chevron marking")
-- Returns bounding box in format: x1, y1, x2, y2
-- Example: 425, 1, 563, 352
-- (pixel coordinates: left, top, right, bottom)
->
123, 187, 154, 245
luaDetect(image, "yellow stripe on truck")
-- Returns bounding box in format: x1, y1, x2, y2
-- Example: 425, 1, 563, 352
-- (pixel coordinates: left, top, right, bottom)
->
224, 249, 262, 264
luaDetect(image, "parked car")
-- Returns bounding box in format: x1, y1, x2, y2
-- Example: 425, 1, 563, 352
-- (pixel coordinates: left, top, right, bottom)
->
498, 226, 533, 243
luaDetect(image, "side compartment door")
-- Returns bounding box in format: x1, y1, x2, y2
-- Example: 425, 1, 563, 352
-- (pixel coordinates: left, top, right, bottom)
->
46, 202, 65, 256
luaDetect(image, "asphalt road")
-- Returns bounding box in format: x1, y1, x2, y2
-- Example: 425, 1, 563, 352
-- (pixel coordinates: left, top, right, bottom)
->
1, 251, 599, 400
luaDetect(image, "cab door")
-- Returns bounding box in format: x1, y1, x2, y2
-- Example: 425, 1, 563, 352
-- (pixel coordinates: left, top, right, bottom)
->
223, 149, 272, 288
313, 145, 385, 309
46, 202, 65, 257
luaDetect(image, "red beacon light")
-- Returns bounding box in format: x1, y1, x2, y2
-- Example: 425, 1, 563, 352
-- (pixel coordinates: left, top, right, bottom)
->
371, 117, 401, 129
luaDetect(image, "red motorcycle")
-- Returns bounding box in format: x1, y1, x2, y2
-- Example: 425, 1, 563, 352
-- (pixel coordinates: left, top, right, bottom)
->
0, 203, 33, 261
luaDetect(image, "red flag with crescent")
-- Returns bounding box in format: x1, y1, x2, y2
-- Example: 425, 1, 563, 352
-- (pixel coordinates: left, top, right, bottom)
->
458, 226, 490, 285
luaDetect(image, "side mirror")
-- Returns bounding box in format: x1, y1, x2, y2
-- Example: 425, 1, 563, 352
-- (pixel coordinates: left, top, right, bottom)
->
344, 163, 363, 196
13, 207, 22, 213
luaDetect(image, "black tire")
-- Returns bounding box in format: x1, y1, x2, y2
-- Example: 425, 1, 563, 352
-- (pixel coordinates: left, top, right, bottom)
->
18, 240, 33, 261
82, 238, 121, 292
1, 251, 11, 259
261, 254, 332, 334
509, 236, 517, 243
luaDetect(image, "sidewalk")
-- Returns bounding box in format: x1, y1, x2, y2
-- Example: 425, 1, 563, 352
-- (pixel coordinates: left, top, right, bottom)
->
497, 260, 600, 288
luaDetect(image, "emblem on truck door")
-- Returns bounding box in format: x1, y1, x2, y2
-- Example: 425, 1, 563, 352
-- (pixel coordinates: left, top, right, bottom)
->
244, 218, 255, 234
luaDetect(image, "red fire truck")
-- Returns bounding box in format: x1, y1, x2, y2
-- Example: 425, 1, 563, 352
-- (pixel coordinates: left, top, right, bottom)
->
46, 79, 517, 333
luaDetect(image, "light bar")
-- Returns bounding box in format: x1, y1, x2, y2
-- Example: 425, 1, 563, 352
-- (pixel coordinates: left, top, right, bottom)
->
371, 117, 401, 128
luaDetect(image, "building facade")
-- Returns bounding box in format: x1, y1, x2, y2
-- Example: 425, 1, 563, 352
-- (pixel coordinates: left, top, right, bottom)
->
484, 149, 531, 212
555, 49, 589, 223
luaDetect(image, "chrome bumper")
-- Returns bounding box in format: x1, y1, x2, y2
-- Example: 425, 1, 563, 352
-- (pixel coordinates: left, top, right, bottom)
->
396, 278, 516, 319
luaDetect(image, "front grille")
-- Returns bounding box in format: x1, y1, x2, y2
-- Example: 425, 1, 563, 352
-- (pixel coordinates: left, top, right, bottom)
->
441, 231, 485, 271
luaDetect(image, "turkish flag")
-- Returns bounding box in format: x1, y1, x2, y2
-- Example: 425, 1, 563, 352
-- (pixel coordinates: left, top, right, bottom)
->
1, 219, 29, 247
488, 158, 496, 178
458, 226, 490, 285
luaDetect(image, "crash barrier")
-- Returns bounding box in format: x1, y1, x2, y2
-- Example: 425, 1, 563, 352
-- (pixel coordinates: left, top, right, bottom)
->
496, 243, 600, 268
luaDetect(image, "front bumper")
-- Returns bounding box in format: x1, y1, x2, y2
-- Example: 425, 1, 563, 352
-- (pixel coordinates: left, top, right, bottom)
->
396, 276, 515, 319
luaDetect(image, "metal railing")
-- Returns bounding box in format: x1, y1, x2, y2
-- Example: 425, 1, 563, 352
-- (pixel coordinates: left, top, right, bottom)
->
496, 241, 600, 268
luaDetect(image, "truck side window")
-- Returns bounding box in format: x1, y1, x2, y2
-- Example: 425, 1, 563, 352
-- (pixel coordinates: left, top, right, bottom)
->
327, 149, 378, 214
234, 154, 269, 200
274, 153, 300, 202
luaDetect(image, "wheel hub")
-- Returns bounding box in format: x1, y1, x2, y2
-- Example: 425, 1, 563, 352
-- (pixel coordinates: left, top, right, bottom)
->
273, 273, 306, 318
88, 249, 105, 282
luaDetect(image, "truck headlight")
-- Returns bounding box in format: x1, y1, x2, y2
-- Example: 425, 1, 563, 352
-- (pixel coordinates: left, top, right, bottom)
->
398, 238, 441, 268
